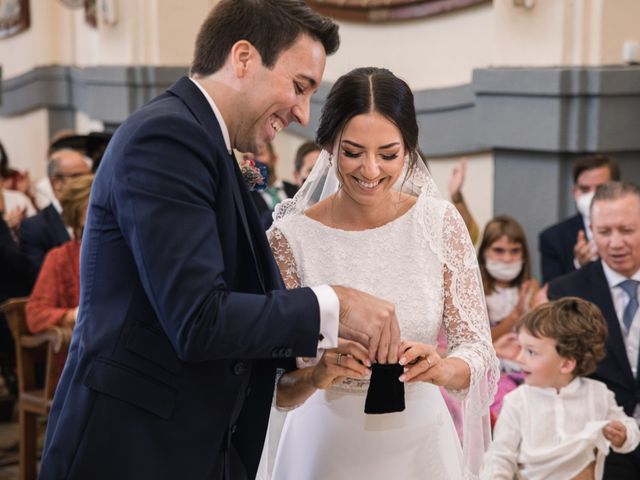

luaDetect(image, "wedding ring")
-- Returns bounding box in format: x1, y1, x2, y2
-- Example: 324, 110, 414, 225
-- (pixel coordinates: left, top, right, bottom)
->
336, 353, 343, 365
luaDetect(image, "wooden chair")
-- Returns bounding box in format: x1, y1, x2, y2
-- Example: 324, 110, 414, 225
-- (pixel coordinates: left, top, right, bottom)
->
1, 298, 72, 480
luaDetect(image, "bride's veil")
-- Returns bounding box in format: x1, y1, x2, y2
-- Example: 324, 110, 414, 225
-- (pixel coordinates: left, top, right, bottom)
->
273, 145, 439, 223
270, 145, 498, 479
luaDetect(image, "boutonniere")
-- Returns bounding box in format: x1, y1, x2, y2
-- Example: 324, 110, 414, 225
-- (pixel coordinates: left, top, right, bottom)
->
240, 158, 268, 191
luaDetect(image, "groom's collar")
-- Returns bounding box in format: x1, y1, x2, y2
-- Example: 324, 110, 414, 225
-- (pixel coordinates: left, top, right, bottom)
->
189, 77, 232, 154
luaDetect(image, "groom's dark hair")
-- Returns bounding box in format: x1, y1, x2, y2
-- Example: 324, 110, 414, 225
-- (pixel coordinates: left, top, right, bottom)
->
191, 0, 340, 76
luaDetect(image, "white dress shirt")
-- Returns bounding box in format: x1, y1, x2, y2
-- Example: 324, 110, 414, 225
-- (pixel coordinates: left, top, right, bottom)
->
189, 78, 338, 349
484, 378, 640, 480
601, 261, 640, 422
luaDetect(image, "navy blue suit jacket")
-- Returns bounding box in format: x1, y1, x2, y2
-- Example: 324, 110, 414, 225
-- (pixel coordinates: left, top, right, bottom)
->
548, 261, 640, 464
539, 214, 585, 284
39, 77, 321, 480
19, 203, 70, 273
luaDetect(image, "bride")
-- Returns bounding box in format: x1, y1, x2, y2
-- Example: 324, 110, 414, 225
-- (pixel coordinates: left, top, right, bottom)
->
267, 67, 498, 479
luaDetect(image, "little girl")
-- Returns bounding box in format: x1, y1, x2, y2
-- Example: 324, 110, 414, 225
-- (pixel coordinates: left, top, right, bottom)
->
478, 216, 538, 417
483, 298, 640, 479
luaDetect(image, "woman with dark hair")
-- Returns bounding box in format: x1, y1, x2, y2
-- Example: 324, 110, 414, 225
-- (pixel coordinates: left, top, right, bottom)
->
267, 67, 498, 479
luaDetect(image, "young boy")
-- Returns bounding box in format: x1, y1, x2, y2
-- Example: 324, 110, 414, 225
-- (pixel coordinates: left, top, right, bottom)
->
483, 297, 640, 479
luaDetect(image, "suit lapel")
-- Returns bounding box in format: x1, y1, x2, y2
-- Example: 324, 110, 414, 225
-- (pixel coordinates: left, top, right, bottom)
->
227, 152, 267, 292
590, 262, 635, 381
47, 205, 71, 243
167, 77, 266, 292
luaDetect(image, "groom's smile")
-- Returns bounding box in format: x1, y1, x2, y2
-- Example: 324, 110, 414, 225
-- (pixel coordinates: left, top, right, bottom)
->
236, 33, 326, 153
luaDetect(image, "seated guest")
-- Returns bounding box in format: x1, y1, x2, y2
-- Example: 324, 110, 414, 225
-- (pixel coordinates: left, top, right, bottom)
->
19, 148, 91, 273
478, 215, 538, 417
0, 211, 37, 379
47, 130, 112, 174
1, 141, 37, 232
26, 175, 93, 333
548, 181, 640, 478
1, 140, 35, 205
293, 141, 321, 187
247, 142, 297, 228
539, 154, 620, 283
1, 185, 36, 234
484, 298, 640, 480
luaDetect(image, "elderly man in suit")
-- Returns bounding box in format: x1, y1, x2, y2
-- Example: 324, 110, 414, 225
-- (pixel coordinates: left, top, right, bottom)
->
19, 148, 90, 273
539, 155, 620, 283
548, 181, 640, 479
38, 2, 401, 480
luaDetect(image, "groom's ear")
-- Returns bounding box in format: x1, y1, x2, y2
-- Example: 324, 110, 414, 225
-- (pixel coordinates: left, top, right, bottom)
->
230, 40, 256, 78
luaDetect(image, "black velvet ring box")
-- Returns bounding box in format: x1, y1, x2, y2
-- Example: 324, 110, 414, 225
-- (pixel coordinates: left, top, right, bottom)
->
364, 363, 405, 414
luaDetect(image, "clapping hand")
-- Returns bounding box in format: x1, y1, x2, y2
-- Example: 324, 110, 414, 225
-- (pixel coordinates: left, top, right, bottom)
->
310, 339, 371, 390
603, 420, 627, 448
574, 230, 598, 266
448, 158, 467, 200
3, 205, 26, 230
332, 286, 401, 364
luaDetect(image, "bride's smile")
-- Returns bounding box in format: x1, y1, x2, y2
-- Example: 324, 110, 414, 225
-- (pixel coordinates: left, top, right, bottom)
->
337, 111, 405, 207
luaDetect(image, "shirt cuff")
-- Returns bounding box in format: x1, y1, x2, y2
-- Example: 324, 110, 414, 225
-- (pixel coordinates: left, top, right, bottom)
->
310, 285, 339, 349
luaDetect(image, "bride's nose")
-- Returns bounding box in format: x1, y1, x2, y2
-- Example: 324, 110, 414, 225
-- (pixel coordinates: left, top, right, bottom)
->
361, 153, 380, 179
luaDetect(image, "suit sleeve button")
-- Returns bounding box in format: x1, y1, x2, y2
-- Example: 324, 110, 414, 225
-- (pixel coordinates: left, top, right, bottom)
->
233, 362, 247, 375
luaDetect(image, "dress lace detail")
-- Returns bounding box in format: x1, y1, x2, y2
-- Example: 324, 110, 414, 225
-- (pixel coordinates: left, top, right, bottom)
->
268, 193, 498, 402
267, 157, 498, 479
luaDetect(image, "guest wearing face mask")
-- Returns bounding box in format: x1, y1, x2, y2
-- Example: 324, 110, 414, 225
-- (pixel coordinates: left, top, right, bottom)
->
479, 215, 539, 418
539, 155, 620, 284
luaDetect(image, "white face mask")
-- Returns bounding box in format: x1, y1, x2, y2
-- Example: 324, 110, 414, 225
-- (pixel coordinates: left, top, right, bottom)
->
485, 259, 523, 283
576, 191, 595, 220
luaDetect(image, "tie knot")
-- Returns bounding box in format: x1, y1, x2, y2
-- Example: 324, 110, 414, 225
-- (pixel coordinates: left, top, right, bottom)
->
618, 279, 639, 299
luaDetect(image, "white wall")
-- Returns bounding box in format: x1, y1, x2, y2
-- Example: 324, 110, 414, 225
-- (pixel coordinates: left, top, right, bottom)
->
324, 4, 494, 89
0, 110, 50, 180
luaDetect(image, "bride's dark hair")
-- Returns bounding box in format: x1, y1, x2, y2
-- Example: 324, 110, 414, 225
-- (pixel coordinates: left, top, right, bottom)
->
316, 67, 419, 173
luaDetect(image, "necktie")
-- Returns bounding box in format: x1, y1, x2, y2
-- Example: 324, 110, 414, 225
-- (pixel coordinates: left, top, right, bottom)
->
618, 279, 639, 331
265, 185, 281, 210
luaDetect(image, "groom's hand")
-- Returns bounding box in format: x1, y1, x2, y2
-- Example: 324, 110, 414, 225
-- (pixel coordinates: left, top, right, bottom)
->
331, 286, 400, 364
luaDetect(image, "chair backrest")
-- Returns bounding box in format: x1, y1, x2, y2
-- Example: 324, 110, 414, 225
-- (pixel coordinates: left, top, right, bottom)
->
0, 297, 67, 408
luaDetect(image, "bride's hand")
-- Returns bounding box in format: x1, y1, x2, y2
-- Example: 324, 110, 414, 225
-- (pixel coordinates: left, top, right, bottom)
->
398, 341, 453, 386
310, 339, 371, 390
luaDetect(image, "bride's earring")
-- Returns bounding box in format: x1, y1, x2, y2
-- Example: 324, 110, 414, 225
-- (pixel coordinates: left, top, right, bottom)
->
328, 154, 333, 166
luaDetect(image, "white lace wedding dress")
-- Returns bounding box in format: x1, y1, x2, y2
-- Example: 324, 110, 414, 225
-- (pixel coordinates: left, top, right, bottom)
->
267, 191, 497, 480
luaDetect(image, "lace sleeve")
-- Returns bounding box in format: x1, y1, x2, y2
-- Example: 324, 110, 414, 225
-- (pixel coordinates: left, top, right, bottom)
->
436, 203, 498, 479
440, 203, 499, 401
267, 227, 301, 290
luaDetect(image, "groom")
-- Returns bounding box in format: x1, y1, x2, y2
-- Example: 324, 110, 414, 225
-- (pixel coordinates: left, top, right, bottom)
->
38, 1, 400, 479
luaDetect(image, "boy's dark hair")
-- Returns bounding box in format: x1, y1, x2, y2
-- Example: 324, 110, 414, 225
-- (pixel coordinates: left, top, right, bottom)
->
191, 0, 339, 76
572, 154, 620, 184
517, 297, 607, 377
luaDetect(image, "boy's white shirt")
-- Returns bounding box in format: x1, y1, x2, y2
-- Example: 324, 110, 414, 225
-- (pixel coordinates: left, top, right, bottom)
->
483, 377, 640, 480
